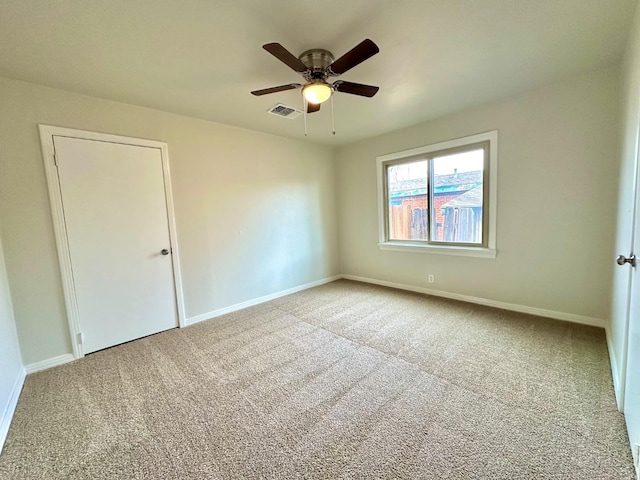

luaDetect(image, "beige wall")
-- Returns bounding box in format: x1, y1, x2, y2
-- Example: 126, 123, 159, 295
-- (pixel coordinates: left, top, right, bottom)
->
335, 67, 620, 320
0, 77, 338, 365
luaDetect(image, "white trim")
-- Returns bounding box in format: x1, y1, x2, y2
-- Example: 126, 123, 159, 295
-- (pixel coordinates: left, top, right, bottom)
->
158, 144, 187, 329
376, 131, 497, 163
341, 274, 606, 328
378, 242, 496, 258
38, 125, 186, 359
40, 126, 83, 358
377, 130, 498, 255
0, 367, 26, 455
25, 354, 75, 374
606, 326, 624, 411
186, 275, 341, 326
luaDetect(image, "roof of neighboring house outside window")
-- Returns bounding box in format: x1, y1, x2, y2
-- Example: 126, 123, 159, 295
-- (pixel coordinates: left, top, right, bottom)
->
441, 185, 483, 208
388, 170, 482, 198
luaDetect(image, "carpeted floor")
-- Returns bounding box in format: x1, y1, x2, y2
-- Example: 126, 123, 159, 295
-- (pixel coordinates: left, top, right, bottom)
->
0, 279, 635, 479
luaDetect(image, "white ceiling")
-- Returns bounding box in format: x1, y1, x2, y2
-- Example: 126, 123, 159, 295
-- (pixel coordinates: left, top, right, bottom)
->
0, 1, 636, 146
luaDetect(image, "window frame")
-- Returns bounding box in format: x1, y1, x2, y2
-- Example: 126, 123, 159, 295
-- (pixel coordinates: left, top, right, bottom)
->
377, 130, 498, 258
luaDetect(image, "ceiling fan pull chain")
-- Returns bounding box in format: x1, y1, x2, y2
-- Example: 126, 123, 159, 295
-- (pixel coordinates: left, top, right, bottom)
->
331, 95, 336, 135
303, 97, 308, 136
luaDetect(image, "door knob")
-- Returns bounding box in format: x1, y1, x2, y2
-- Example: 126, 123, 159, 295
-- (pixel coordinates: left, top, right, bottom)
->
161, 249, 170, 256
616, 254, 636, 267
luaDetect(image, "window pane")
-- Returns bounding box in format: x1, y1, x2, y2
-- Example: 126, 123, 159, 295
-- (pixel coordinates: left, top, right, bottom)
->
387, 160, 428, 241
431, 149, 484, 244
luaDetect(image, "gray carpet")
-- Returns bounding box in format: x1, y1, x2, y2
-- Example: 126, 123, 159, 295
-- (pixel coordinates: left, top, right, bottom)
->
0, 279, 635, 479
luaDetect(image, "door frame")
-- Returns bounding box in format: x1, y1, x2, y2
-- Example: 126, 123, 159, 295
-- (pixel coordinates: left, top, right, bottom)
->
39, 125, 186, 359
619, 132, 640, 412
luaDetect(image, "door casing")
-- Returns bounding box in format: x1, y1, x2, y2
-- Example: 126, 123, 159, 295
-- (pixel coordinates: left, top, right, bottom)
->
39, 125, 186, 358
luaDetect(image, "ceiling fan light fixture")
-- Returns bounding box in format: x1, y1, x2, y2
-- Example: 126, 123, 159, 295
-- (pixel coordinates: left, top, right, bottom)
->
302, 82, 333, 104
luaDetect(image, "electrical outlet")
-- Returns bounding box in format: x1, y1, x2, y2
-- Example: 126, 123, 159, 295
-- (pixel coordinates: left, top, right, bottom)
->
428, 274, 435, 284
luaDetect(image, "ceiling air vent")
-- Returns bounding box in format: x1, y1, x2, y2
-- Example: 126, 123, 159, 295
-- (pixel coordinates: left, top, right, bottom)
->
268, 103, 302, 119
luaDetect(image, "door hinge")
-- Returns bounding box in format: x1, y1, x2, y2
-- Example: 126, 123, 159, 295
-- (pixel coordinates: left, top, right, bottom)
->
77, 332, 84, 345
53, 153, 58, 166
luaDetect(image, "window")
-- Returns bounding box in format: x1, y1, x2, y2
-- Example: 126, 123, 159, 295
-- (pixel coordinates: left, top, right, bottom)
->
377, 131, 497, 258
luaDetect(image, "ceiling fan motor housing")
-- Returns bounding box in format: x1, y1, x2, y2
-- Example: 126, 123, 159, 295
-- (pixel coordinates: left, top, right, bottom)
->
299, 49, 334, 81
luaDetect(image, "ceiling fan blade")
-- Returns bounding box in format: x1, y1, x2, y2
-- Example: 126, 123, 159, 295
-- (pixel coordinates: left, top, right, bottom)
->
251, 83, 301, 96
307, 102, 321, 114
328, 39, 379, 75
333, 81, 379, 97
263, 43, 308, 73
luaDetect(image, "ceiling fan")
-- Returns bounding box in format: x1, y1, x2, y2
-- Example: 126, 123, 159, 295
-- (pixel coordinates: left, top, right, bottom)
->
251, 39, 380, 114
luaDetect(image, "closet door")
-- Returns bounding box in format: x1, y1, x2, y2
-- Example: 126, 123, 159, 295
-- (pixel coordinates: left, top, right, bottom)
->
53, 135, 178, 354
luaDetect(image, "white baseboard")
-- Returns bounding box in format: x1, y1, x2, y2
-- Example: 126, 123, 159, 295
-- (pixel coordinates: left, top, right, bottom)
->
0, 367, 26, 455
341, 275, 607, 328
25, 353, 75, 374
186, 275, 342, 326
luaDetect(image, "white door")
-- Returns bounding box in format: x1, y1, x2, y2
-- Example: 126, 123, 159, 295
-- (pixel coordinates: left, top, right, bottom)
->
53, 135, 178, 354
624, 176, 640, 463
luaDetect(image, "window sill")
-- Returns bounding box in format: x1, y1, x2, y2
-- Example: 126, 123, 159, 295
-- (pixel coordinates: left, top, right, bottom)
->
378, 242, 497, 258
